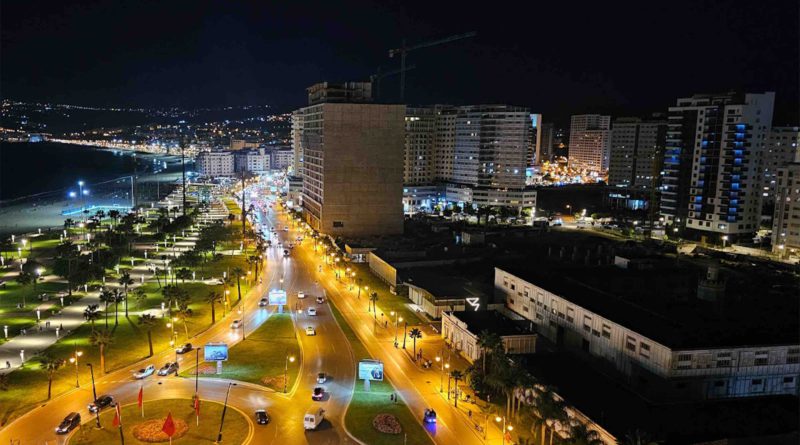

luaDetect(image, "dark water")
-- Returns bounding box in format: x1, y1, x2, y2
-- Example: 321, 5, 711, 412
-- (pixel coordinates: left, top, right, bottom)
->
0, 142, 143, 201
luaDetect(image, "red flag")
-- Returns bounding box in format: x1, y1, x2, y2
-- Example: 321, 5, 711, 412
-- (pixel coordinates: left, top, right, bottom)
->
112, 403, 122, 428
162, 412, 176, 437
137, 386, 143, 407
194, 397, 201, 416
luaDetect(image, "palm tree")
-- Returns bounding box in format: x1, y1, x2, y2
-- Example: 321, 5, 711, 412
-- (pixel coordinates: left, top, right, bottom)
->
99, 290, 115, 329
568, 421, 603, 445
369, 292, 379, 320
408, 328, 423, 360
206, 291, 220, 324
231, 266, 244, 301
138, 314, 158, 357
176, 268, 192, 284
0, 373, 9, 391
450, 369, 464, 408
15, 271, 34, 307
618, 430, 661, 445
90, 329, 114, 374
154, 267, 163, 288
112, 289, 123, 327
132, 287, 147, 309
477, 330, 502, 374
118, 271, 134, 317
533, 386, 567, 445
178, 306, 192, 340
83, 304, 100, 331
38, 354, 65, 399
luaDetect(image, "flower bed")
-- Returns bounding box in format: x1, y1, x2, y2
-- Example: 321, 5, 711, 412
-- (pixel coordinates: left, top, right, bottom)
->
131, 418, 189, 442
372, 413, 402, 434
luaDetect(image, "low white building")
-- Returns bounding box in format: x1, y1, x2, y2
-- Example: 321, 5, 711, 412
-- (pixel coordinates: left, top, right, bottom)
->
270, 147, 294, 170
442, 310, 537, 363
234, 148, 270, 173
196, 151, 235, 177
495, 265, 800, 399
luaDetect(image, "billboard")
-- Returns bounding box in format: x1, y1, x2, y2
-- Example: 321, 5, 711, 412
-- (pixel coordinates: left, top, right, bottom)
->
358, 359, 384, 381
204, 343, 229, 362
268, 289, 287, 306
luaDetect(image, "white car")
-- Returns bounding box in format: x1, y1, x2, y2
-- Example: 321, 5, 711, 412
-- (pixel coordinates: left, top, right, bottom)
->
283, 226, 289, 232
307, 307, 317, 316
316, 296, 324, 304
231, 319, 242, 329
317, 372, 327, 384
305, 326, 316, 336
297, 291, 306, 299
133, 365, 156, 379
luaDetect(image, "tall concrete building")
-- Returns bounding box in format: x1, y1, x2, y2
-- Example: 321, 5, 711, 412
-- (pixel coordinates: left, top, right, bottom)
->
528, 113, 543, 168
608, 116, 667, 189
660, 92, 775, 239
291, 109, 305, 177
568, 114, 611, 174
772, 161, 800, 256
761, 127, 800, 205
234, 148, 270, 173
538, 122, 555, 164
295, 81, 405, 236
196, 151, 235, 177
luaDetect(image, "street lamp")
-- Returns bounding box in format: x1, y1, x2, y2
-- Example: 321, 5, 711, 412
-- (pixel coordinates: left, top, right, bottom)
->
722, 235, 729, 249
69, 350, 83, 387
216, 382, 237, 443
284, 353, 296, 393
86, 363, 101, 428
495, 416, 514, 445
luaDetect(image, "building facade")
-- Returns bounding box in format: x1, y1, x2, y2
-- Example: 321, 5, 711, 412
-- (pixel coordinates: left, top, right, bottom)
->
608, 117, 666, 189
568, 114, 611, 174
196, 151, 235, 177
270, 147, 294, 170
234, 148, 270, 173
761, 127, 800, 205
442, 310, 537, 363
660, 92, 775, 239
772, 162, 800, 256
538, 122, 555, 165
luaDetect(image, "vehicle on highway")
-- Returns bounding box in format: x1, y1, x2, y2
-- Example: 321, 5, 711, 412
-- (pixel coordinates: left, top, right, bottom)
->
297, 291, 305, 299
255, 409, 270, 425
133, 364, 156, 379
175, 343, 192, 354
317, 372, 326, 384
305, 326, 316, 336
283, 249, 290, 257
231, 319, 242, 329
423, 408, 437, 423
55, 412, 81, 434
316, 296, 324, 304
304, 406, 325, 430
88, 395, 115, 413
158, 362, 179, 376
307, 307, 317, 316
283, 226, 289, 231
312, 386, 325, 401
259, 297, 268, 307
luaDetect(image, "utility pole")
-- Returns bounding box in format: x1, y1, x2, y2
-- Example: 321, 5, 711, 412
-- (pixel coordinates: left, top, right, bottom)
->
388, 32, 476, 101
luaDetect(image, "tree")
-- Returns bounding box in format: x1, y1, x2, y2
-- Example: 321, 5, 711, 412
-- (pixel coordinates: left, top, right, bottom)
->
568, 421, 603, 445
90, 329, 114, 374
532, 386, 567, 445
131, 287, 147, 309
138, 314, 157, 357
108, 209, 120, 223
99, 290, 115, 329
112, 289, 123, 327
83, 304, 100, 332
177, 306, 192, 339
38, 354, 65, 399
206, 291, 220, 324
231, 266, 244, 301
408, 328, 423, 360
617, 430, 661, 445
450, 369, 464, 408
477, 330, 502, 375
0, 373, 9, 391
369, 292, 379, 320
118, 271, 134, 317
227, 213, 236, 225
15, 271, 34, 307
176, 267, 192, 284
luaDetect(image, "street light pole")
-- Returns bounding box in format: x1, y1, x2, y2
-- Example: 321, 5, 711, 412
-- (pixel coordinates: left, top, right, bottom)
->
86, 363, 100, 428
216, 382, 236, 443
284, 353, 296, 393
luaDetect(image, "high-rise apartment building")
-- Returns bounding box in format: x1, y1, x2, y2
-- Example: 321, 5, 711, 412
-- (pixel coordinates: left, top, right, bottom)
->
772, 161, 800, 256
291, 109, 305, 177
568, 114, 611, 174
608, 116, 667, 189
295, 81, 405, 236
234, 148, 270, 173
528, 113, 543, 168
538, 122, 555, 164
761, 127, 800, 205
660, 92, 775, 238
196, 151, 235, 177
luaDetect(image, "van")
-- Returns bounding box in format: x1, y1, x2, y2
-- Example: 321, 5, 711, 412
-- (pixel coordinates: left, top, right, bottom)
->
303, 405, 325, 430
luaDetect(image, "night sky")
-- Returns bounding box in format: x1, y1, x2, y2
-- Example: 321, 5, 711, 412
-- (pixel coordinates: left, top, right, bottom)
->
2, 0, 798, 124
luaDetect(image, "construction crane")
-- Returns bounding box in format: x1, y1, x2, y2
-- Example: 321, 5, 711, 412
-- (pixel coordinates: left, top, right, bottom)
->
388, 31, 476, 101
370, 65, 416, 102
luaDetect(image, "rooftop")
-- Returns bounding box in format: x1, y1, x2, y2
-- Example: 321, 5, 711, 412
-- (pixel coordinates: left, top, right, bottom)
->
500, 251, 799, 349
450, 310, 535, 338
403, 265, 493, 300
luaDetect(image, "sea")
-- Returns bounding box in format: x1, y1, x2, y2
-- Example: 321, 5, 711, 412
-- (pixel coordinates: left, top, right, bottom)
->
0, 142, 190, 236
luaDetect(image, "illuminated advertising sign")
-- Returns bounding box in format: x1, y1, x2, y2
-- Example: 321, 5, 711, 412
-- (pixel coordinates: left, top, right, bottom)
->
204, 343, 229, 362
358, 359, 384, 381
268, 289, 287, 306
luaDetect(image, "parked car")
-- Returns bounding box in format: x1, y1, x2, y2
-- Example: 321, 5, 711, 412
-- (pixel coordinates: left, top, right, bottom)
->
312, 386, 325, 401
255, 409, 270, 425
307, 307, 317, 316
88, 395, 115, 413
231, 319, 242, 329
259, 298, 268, 307
175, 343, 192, 354
158, 362, 179, 376
55, 412, 81, 434
317, 372, 327, 384
133, 365, 156, 379
305, 326, 316, 336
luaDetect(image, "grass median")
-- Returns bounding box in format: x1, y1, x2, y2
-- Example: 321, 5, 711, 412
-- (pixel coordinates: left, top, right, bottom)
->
328, 300, 434, 445
68, 398, 249, 445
